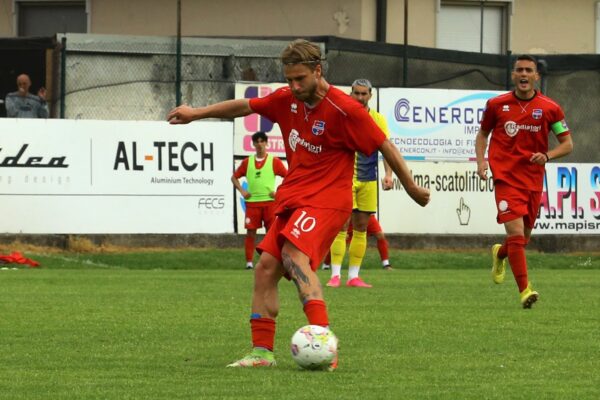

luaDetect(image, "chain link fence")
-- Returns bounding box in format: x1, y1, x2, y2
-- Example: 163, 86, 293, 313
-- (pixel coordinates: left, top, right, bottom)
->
57, 34, 600, 162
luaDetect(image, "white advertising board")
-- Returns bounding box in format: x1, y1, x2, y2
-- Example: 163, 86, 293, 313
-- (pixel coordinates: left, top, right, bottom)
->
379, 88, 504, 161
379, 161, 600, 235
234, 82, 377, 157
379, 161, 502, 234
536, 163, 600, 235
0, 119, 234, 233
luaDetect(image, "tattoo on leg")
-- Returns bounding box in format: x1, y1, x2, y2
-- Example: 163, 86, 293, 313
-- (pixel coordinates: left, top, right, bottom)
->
291, 277, 301, 292
282, 253, 310, 285
282, 253, 311, 303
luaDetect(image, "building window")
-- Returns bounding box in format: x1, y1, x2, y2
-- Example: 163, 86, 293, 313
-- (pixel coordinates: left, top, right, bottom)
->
436, 1, 511, 54
17, 1, 87, 37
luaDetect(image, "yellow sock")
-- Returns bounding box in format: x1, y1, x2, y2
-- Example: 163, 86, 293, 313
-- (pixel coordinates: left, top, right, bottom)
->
330, 231, 347, 266
348, 230, 367, 268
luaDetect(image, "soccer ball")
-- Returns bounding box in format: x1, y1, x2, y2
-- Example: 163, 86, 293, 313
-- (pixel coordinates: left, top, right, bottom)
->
290, 325, 338, 370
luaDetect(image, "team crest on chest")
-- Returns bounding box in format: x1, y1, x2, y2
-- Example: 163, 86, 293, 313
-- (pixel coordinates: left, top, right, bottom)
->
532, 109, 542, 119
291, 103, 298, 113
502, 105, 510, 112
312, 120, 325, 136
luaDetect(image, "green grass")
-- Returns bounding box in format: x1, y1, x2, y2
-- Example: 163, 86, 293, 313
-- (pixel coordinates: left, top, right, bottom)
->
1, 249, 599, 399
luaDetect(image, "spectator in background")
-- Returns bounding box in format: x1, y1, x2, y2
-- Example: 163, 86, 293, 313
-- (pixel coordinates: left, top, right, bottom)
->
5, 74, 48, 118
232, 131, 287, 270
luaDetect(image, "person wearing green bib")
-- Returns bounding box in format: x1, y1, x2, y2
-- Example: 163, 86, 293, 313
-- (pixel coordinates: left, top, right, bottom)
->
232, 132, 287, 269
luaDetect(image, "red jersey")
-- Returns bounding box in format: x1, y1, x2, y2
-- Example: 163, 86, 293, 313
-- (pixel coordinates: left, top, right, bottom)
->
249, 85, 386, 213
480, 91, 570, 191
233, 154, 287, 179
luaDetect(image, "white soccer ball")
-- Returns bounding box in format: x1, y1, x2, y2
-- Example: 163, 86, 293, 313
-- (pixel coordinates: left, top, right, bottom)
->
290, 325, 338, 370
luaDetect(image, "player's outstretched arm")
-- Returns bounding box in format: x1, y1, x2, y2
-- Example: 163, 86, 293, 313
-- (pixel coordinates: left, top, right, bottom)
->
379, 140, 430, 207
167, 99, 253, 124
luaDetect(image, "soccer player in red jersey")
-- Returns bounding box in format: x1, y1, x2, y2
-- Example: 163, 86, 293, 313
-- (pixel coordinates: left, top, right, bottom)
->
232, 131, 287, 270
475, 55, 573, 308
168, 39, 430, 368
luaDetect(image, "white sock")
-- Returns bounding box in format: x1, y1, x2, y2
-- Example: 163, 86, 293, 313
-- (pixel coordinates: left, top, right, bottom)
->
331, 265, 342, 277
246, 261, 253, 268
382, 259, 390, 267
348, 266, 360, 280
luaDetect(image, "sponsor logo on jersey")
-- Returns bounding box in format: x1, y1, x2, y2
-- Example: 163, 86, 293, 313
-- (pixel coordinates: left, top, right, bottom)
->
532, 109, 543, 119
288, 129, 323, 154
502, 105, 510, 112
312, 120, 325, 136
504, 121, 542, 137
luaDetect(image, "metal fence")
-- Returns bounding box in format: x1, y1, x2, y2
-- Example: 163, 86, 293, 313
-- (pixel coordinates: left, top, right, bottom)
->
57, 34, 600, 162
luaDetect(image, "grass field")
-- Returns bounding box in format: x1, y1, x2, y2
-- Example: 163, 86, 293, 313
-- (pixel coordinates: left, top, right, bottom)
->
1, 247, 599, 400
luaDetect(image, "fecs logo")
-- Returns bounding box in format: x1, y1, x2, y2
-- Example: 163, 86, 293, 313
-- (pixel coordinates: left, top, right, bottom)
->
198, 195, 225, 209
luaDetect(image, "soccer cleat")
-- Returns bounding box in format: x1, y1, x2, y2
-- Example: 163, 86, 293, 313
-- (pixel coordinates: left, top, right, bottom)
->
326, 275, 341, 288
520, 283, 539, 309
491, 244, 506, 284
383, 264, 393, 271
322, 263, 331, 270
346, 277, 372, 288
226, 348, 276, 368
326, 352, 338, 372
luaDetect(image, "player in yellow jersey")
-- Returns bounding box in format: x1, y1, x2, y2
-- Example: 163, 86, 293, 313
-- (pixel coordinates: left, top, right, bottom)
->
326, 79, 393, 288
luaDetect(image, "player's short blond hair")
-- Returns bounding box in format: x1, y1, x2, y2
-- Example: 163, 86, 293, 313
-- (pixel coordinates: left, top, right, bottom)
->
281, 39, 322, 70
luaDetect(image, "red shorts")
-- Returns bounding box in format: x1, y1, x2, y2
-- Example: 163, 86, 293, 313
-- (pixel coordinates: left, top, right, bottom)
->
348, 214, 382, 236
494, 181, 541, 229
367, 214, 383, 235
257, 207, 351, 271
245, 202, 276, 230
